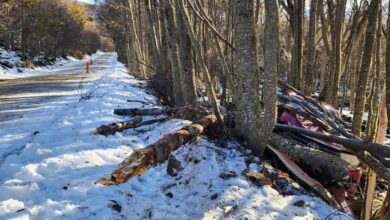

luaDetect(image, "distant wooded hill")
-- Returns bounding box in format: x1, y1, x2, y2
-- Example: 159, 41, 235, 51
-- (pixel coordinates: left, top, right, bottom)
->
0, 0, 112, 65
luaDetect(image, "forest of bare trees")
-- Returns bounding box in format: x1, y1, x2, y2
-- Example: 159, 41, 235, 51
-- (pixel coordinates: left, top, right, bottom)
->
0, 0, 110, 65
94, 0, 390, 218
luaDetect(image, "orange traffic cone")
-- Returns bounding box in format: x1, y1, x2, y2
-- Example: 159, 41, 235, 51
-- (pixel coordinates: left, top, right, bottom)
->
86, 61, 90, 74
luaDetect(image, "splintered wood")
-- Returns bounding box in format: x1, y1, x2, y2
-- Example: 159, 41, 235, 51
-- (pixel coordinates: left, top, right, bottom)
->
96, 106, 217, 185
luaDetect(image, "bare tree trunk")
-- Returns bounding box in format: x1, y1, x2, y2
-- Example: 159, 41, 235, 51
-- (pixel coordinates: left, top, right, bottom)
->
317, 0, 330, 100
352, 0, 380, 137
289, 0, 304, 90
386, 0, 390, 128
126, 0, 146, 78
120, 0, 137, 73
350, 44, 364, 114
263, 0, 279, 148
366, 13, 384, 141
176, 0, 224, 125
339, 2, 366, 112
378, 3, 390, 218
177, 7, 197, 106
163, 0, 186, 106
363, 87, 387, 220
318, 0, 331, 57
144, 0, 163, 73
158, 4, 171, 85
303, 0, 317, 95
233, 0, 265, 153
363, 13, 384, 216
326, 0, 347, 107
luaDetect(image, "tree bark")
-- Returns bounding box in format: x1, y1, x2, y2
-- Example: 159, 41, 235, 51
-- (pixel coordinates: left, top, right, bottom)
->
386, 0, 390, 129
352, 0, 381, 137
267, 145, 341, 209
163, 0, 186, 106
144, 0, 163, 74
303, 0, 317, 95
233, 0, 265, 154
95, 116, 169, 136
289, 0, 304, 90
274, 124, 390, 182
269, 133, 353, 184
263, 0, 279, 151
366, 11, 384, 141
114, 107, 180, 116
318, 0, 331, 57
275, 124, 390, 160
326, 0, 347, 107
363, 88, 387, 219
177, 7, 197, 106
96, 114, 217, 185
125, 0, 146, 77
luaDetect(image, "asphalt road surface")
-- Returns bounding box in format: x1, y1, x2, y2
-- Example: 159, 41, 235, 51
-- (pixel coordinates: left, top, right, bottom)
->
0, 53, 115, 125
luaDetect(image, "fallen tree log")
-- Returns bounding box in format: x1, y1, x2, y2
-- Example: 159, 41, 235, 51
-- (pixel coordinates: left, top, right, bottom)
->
114, 108, 180, 116
275, 124, 390, 160
114, 104, 225, 118
94, 116, 170, 136
275, 124, 390, 182
95, 114, 217, 185
357, 151, 390, 183
267, 145, 341, 209
268, 133, 355, 185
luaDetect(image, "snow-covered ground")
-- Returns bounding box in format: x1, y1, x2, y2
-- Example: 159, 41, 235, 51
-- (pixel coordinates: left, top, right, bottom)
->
0, 53, 350, 219
0, 48, 92, 80
342, 108, 368, 121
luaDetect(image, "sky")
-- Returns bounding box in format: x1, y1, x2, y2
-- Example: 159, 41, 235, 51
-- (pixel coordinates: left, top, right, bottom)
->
77, 0, 97, 4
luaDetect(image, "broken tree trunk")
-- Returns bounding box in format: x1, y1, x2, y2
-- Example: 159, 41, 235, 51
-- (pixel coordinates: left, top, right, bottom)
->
114, 107, 180, 116
96, 114, 217, 185
268, 133, 354, 185
114, 106, 221, 126
94, 116, 169, 136
275, 124, 390, 182
275, 124, 390, 160
267, 145, 341, 209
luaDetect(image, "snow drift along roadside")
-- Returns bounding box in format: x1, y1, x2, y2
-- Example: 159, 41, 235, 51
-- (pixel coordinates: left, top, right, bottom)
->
0, 53, 350, 219
0, 48, 100, 80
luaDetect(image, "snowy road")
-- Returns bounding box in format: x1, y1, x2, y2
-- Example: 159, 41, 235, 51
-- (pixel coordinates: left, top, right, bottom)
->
0, 53, 112, 124
0, 53, 349, 219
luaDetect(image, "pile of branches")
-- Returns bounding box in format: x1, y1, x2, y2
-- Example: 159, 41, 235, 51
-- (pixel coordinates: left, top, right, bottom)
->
270, 81, 390, 216
92, 83, 390, 217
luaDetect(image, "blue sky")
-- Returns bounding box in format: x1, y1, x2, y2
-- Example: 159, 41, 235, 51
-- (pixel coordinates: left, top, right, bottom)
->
77, 0, 97, 4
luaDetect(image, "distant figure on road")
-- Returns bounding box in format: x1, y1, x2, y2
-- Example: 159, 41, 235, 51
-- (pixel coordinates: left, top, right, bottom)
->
86, 60, 90, 74
90, 59, 93, 65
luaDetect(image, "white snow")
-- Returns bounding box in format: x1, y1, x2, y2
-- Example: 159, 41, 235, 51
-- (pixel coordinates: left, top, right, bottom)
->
342, 107, 368, 121
0, 48, 95, 80
0, 52, 351, 219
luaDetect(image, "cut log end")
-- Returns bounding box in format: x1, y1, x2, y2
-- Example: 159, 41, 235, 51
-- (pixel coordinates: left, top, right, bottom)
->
95, 148, 156, 186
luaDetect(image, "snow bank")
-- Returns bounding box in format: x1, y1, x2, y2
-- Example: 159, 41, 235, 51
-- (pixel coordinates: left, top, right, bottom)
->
0, 53, 350, 219
0, 48, 94, 80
